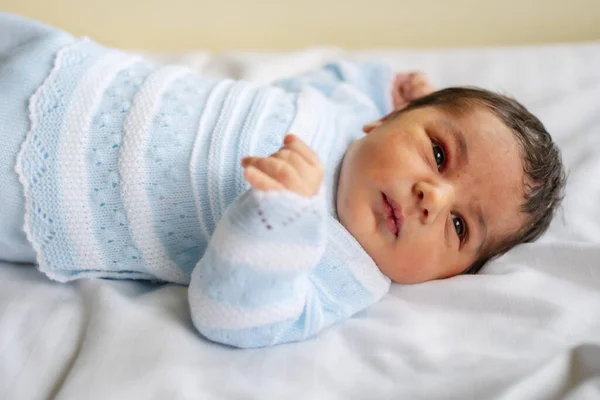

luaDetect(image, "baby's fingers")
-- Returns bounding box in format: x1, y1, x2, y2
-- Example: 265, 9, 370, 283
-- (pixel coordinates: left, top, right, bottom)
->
402, 72, 435, 99
283, 134, 321, 167
243, 156, 312, 196
243, 165, 286, 191
406, 71, 430, 88
393, 73, 412, 88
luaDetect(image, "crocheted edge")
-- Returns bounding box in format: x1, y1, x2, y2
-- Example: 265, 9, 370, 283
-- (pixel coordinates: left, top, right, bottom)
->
14, 38, 85, 282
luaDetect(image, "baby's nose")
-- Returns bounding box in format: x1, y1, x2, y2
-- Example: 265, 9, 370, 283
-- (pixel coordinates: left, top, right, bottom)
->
415, 181, 454, 222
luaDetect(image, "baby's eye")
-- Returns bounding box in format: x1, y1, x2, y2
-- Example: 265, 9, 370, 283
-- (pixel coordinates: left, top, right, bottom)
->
432, 142, 446, 169
451, 214, 467, 241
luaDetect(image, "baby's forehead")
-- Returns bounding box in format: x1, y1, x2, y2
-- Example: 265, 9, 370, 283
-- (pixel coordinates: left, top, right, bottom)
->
428, 103, 521, 150
436, 100, 507, 124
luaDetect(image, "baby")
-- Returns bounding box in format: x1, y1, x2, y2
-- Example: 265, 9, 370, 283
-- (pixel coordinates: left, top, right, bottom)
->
0, 14, 565, 348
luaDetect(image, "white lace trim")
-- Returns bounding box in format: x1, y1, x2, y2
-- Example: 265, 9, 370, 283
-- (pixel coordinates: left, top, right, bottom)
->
16, 38, 79, 281
16, 38, 139, 280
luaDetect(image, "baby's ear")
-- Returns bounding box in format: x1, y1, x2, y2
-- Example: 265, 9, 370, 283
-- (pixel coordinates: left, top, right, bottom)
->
362, 120, 382, 134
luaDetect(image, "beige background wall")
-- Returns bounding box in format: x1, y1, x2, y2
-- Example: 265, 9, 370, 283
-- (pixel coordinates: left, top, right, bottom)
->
2, 0, 600, 51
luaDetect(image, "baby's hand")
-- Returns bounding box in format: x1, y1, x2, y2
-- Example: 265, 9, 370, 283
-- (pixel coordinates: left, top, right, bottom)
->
392, 72, 436, 110
241, 134, 324, 197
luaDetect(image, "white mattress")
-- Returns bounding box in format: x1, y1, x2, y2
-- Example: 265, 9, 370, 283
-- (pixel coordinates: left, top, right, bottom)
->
2, 42, 600, 400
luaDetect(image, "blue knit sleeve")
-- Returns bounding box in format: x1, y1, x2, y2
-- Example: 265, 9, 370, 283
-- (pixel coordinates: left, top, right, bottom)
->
275, 60, 395, 117
188, 187, 334, 348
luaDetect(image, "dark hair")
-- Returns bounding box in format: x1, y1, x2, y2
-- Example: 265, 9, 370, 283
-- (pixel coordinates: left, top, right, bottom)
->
397, 87, 567, 274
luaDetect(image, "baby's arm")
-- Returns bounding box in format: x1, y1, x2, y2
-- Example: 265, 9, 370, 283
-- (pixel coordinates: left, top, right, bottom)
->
188, 135, 335, 348
188, 188, 328, 348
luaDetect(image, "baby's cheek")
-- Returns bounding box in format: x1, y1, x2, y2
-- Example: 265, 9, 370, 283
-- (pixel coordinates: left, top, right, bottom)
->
359, 142, 387, 168
407, 244, 455, 283
385, 249, 434, 284
436, 255, 472, 280
363, 147, 404, 183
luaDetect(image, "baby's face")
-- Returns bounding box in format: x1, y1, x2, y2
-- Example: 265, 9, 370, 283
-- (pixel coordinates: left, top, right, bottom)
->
336, 105, 527, 284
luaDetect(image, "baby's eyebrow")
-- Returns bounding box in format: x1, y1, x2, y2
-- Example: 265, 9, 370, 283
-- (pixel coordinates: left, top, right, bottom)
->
442, 118, 468, 165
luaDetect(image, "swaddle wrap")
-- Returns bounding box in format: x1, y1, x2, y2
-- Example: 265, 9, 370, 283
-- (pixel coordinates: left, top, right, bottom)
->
12, 22, 394, 346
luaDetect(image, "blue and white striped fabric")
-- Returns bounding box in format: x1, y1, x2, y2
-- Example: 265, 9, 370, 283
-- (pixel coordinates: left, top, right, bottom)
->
189, 188, 391, 347
10, 15, 393, 347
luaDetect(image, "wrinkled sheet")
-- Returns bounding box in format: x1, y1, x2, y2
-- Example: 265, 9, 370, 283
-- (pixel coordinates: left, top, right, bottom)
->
1, 42, 600, 400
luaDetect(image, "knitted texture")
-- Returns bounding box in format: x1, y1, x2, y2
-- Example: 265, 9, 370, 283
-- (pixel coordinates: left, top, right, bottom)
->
14, 32, 395, 347
189, 188, 391, 347
0, 13, 73, 263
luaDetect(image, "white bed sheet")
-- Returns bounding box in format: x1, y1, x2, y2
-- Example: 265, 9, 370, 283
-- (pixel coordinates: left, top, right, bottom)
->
1, 42, 600, 400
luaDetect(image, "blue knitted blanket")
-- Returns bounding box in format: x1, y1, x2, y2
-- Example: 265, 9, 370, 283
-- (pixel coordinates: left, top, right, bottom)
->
11, 17, 393, 346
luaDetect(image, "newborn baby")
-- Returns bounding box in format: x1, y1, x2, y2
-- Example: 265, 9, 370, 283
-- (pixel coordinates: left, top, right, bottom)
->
0, 13, 565, 348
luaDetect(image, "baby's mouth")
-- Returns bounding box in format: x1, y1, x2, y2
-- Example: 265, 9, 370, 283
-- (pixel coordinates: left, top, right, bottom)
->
381, 192, 404, 237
